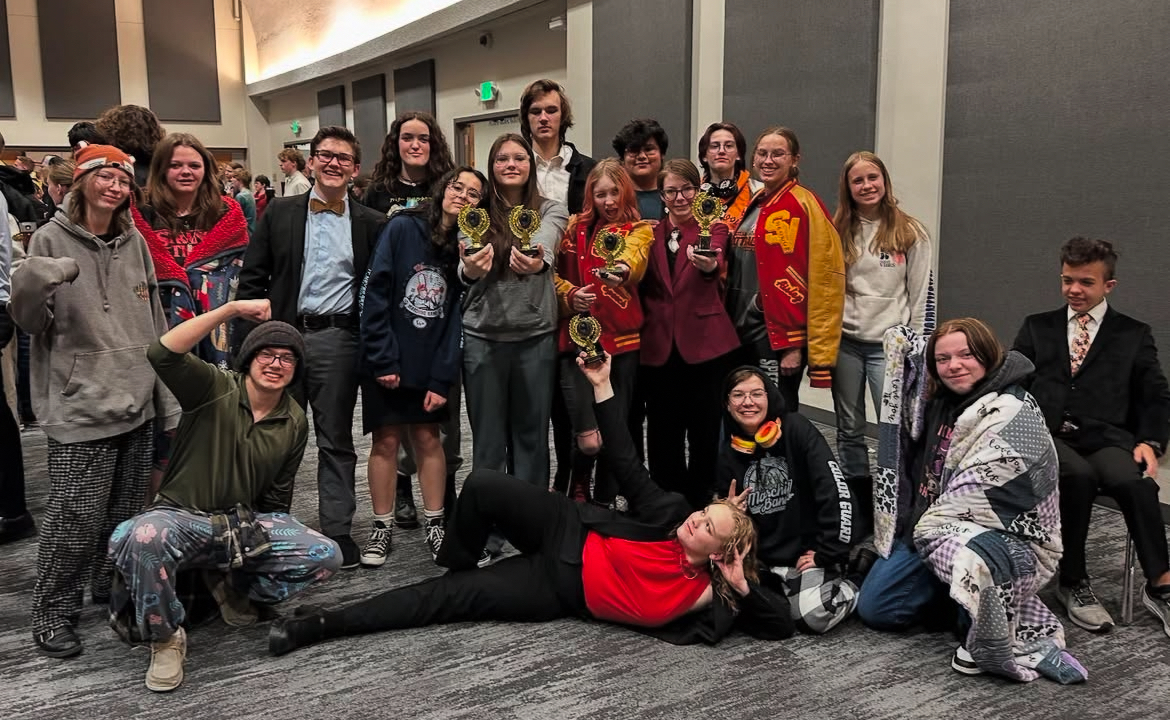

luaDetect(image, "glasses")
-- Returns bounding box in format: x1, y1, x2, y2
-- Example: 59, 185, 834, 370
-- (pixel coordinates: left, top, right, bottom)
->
255, 350, 298, 368
729, 389, 767, 404
708, 141, 737, 153
92, 170, 131, 190
447, 181, 482, 202
755, 150, 792, 162
661, 186, 697, 201
624, 145, 660, 158
313, 150, 356, 167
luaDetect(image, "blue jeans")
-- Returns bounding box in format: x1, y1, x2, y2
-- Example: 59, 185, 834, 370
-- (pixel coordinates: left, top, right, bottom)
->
856, 540, 946, 631
831, 336, 885, 479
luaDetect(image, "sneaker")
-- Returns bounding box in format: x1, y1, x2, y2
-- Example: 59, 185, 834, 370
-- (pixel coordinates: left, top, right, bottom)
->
329, 534, 361, 570
360, 523, 393, 567
951, 645, 983, 675
1055, 580, 1114, 633
1142, 584, 1170, 638
146, 627, 186, 692
477, 548, 493, 568
395, 475, 420, 529
34, 626, 82, 658
424, 521, 446, 561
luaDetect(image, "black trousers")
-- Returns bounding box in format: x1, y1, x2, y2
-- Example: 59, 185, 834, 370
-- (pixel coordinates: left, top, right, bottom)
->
323, 470, 588, 637
0, 308, 27, 519
741, 339, 805, 414
1055, 438, 1169, 585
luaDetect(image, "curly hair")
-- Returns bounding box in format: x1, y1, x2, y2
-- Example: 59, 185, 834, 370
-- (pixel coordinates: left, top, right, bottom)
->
95, 104, 165, 163
678, 499, 760, 612
370, 111, 454, 193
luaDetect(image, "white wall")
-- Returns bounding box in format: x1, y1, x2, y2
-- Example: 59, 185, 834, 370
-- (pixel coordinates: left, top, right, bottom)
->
1, 0, 248, 149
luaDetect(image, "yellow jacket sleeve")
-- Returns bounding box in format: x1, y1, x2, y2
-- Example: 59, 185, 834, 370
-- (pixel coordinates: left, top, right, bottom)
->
794, 186, 845, 386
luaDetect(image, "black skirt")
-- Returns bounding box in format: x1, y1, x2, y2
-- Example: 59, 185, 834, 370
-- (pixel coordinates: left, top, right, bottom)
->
361, 380, 449, 434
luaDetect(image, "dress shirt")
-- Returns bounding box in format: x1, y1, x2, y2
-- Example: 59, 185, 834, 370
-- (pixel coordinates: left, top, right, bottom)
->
297, 189, 355, 315
535, 142, 573, 205
1066, 299, 1108, 355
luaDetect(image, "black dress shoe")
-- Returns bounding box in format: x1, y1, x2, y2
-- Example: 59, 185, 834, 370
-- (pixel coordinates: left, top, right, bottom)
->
394, 474, 420, 529
269, 606, 325, 656
329, 535, 360, 570
35, 626, 83, 658
0, 513, 36, 544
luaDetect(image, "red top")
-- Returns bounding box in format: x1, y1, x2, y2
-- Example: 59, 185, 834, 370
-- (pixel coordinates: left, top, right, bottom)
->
581, 531, 710, 627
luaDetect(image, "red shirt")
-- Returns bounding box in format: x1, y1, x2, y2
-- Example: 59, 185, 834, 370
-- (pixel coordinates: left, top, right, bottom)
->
581, 532, 710, 627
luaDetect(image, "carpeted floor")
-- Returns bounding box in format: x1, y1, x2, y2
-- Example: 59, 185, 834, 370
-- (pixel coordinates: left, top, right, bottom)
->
2, 410, 1168, 720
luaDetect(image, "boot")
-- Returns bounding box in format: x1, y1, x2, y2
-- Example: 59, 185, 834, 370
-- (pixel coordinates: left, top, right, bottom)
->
146, 627, 186, 692
204, 570, 258, 627
394, 473, 420, 529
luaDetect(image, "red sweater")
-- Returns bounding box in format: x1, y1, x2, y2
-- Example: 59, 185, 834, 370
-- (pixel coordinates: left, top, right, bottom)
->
581, 532, 710, 627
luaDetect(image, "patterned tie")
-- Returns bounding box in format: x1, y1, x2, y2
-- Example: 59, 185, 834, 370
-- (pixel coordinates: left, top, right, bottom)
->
310, 198, 345, 216
1070, 313, 1092, 374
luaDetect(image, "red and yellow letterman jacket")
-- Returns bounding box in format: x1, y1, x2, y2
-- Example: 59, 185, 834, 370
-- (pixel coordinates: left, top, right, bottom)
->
554, 218, 655, 356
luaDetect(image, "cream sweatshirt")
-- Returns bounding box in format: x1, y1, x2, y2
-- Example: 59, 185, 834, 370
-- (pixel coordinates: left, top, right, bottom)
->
841, 218, 933, 342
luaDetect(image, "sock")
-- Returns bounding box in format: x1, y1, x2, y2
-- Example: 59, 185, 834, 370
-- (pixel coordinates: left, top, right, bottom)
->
423, 508, 444, 526
373, 513, 393, 529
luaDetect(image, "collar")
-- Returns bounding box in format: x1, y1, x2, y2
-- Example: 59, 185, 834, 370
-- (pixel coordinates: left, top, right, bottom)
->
1067, 299, 1108, 325
236, 372, 291, 420
308, 187, 349, 214
535, 142, 573, 168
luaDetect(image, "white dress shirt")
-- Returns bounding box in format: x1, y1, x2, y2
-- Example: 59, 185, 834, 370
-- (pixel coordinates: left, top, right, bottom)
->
1067, 299, 1108, 354
535, 143, 573, 205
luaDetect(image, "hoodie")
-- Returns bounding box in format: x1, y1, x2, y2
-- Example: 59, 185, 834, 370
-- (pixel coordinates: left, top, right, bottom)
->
714, 366, 853, 568
7, 210, 177, 443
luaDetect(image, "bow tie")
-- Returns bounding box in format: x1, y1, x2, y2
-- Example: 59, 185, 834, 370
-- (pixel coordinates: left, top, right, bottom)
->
310, 198, 345, 216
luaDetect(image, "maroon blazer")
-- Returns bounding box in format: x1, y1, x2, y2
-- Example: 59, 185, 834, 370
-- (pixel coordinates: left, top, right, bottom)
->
639, 216, 740, 367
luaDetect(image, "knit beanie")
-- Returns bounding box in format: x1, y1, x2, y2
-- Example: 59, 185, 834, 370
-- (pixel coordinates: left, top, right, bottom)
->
73, 144, 135, 182
236, 321, 306, 383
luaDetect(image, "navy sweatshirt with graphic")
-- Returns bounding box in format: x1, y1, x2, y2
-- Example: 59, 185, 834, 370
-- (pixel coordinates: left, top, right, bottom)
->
358, 212, 462, 397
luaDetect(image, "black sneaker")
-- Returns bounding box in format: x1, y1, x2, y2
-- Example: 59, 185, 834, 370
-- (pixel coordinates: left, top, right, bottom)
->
951, 646, 983, 675
360, 523, 392, 568
394, 475, 420, 529
329, 535, 361, 570
424, 521, 445, 562
35, 626, 83, 658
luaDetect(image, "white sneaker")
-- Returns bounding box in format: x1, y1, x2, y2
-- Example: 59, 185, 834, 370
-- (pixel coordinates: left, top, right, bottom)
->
146, 627, 186, 693
951, 645, 983, 675
1055, 580, 1114, 633
360, 523, 393, 567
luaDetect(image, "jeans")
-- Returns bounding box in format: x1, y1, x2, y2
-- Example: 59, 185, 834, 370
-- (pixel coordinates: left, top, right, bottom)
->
856, 540, 947, 631
831, 336, 885, 480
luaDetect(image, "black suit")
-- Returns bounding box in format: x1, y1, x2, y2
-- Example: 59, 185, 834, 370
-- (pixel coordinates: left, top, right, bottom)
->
235, 192, 387, 540
1014, 305, 1170, 586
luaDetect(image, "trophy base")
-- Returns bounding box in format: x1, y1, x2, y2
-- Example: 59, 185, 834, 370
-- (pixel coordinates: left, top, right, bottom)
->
580, 348, 606, 367
464, 245, 486, 257
693, 247, 717, 257
520, 247, 542, 259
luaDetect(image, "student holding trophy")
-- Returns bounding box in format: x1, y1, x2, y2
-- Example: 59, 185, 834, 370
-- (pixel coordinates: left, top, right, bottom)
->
554, 159, 653, 505
458, 134, 568, 498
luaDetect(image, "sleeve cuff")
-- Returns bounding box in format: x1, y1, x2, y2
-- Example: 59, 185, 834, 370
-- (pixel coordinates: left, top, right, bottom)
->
807, 368, 832, 388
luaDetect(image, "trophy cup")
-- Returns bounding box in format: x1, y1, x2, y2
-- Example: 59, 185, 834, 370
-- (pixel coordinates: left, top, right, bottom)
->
569, 313, 605, 366
594, 228, 627, 281
508, 206, 542, 258
691, 190, 722, 257
458, 205, 490, 256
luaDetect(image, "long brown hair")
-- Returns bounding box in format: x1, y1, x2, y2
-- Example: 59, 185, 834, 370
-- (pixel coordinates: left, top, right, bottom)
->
833, 151, 924, 265
569, 158, 640, 236
370, 111, 454, 192
484, 133, 544, 259
925, 318, 1004, 397
146, 133, 224, 233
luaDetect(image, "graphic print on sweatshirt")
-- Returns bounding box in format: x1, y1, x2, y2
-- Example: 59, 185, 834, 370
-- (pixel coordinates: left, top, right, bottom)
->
401, 264, 448, 328
745, 455, 794, 516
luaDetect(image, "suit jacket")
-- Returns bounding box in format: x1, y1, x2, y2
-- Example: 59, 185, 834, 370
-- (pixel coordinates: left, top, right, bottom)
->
1013, 305, 1170, 455
235, 192, 387, 339
564, 141, 596, 215
640, 217, 740, 367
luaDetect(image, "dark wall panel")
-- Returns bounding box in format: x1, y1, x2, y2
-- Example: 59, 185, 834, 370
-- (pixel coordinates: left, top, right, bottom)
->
38, 0, 120, 119
353, 74, 387, 168
143, 0, 220, 122
0, 0, 14, 118
592, 0, 691, 161
317, 85, 346, 128
940, 0, 1170, 374
723, 0, 878, 202
393, 60, 435, 116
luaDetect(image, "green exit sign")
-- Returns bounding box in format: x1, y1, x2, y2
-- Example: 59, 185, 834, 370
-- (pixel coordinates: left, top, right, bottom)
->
478, 81, 498, 102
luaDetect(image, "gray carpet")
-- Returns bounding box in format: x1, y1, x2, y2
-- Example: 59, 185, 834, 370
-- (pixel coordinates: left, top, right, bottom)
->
2, 410, 1169, 719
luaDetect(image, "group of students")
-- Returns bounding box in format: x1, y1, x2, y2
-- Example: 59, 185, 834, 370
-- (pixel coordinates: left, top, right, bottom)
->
3, 79, 1168, 693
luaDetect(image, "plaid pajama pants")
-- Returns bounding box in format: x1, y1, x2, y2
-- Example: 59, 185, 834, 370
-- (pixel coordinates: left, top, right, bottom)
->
31, 422, 153, 635
764, 564, 859, 635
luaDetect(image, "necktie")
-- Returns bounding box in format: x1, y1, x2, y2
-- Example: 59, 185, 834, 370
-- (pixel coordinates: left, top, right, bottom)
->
667, 228, 680, 254
1070, 313, 1091, 374
310, 198, 344, 216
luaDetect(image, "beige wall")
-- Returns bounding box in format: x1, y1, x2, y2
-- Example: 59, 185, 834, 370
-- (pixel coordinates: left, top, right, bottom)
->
0, 0, 248, 149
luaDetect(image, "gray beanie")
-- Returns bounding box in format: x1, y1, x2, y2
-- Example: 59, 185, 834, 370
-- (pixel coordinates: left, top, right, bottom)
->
236, 321, 306, 382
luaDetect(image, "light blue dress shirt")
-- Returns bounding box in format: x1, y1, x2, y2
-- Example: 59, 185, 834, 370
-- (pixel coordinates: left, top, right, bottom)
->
297, 189, 356, 315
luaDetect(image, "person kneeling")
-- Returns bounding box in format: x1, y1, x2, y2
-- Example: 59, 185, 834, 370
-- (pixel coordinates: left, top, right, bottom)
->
109, 300, 341, 692
267, 352, 794, 657
716, 366, 858, 634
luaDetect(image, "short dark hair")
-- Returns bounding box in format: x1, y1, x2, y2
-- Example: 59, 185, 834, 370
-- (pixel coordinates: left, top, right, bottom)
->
254, 174, 271, 188
519, 79, 574, 145
1061, 236, 1118, 281
310, 125, 361, 165
698, 121, 748, 180
612, 118, 669, 158
67, 121, 106, 149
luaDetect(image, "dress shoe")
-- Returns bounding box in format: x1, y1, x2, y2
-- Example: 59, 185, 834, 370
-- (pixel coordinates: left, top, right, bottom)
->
0, 513, 36, 544
34, 626, 82, 658
269, 605, 325, 656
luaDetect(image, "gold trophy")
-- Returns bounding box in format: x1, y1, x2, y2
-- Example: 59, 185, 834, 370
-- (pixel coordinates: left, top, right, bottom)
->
594, 228, 627, 281
691, 190, 722, 257
458, 205, 490, 256
508, 205, 542, 258
569, 313, 605, 366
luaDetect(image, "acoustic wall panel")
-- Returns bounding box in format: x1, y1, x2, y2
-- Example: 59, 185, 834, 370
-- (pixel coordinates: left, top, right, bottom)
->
940, 0, 1170, 373
723, 0, 879, 202
317, 85, 346, 128
38, 0, 120, 119
353, 74, 388, 168
143, 0, 221, 122
0, 0, 13, 118
591, 0, 692, 160
393, 60, 436, 117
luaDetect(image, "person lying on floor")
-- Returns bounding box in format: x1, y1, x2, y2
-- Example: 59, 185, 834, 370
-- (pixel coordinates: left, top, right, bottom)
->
268, 352, 794, 656
714, 365, 858, 634
108, 299, 341, 693
856, 318, 1086, 684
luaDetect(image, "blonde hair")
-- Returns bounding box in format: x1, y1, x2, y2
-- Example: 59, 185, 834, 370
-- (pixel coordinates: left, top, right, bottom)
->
833, 151, 924, 265
703, 499, 759, 612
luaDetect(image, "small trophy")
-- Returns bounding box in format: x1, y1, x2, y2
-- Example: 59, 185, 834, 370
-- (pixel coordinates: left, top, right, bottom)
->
458, 205, 490, 256
594, 228, 627, 281
569, 313, 605, 366
691, 190, 722, 257
508, 206, 542, 258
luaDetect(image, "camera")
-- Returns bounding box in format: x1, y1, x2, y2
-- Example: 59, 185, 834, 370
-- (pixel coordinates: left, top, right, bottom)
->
479, 32, 493, 48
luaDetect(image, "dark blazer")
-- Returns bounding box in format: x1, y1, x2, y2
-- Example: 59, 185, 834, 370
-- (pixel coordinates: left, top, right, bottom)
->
564, 141, 596, 215
235, 192, 387, 334
1013, 305, 1170, 455
640, 217, 740, 367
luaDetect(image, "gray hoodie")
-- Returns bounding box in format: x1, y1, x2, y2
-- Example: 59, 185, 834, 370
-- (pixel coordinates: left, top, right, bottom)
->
7, 211, 177, 444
